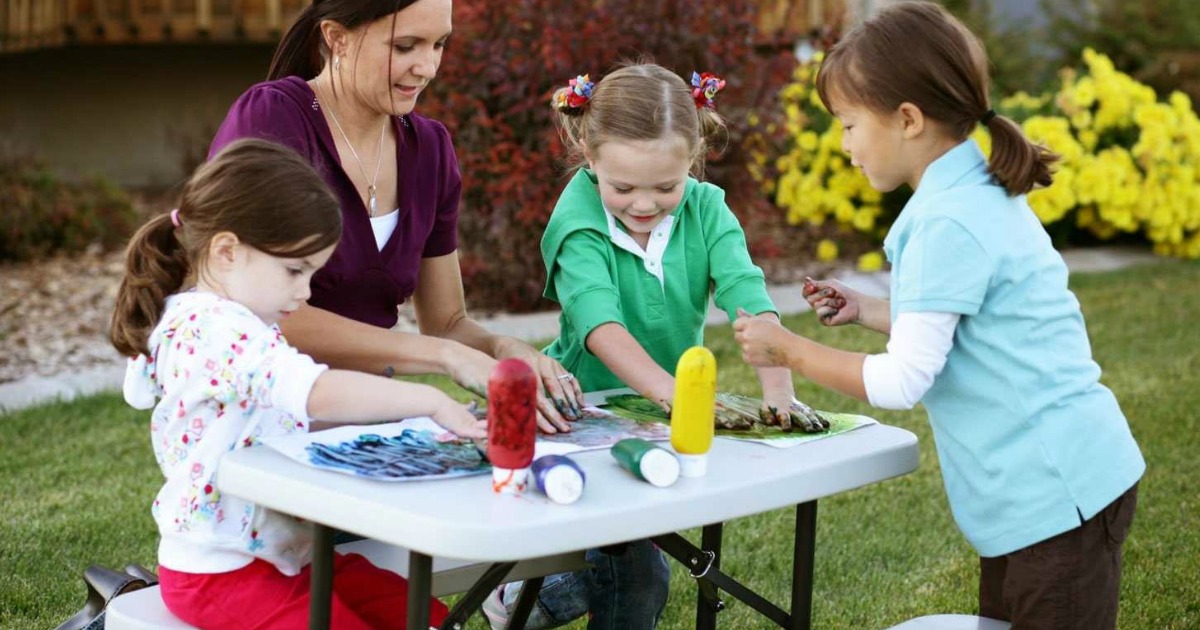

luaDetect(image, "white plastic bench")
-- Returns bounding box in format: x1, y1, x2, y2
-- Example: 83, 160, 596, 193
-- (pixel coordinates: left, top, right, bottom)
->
886, 614, 1012, 630
105, 541, 587, 630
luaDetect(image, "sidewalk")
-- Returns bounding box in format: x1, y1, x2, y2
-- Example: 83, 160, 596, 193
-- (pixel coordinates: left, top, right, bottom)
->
0, 246, 1162, 414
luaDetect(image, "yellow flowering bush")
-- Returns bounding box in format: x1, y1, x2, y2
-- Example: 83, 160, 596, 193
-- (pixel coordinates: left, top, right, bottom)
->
749, 49, 1200, 259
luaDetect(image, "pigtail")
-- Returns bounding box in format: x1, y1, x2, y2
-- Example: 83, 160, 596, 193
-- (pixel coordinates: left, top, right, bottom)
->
109, 213, 190, 357
267, 3, 323, 81
693, 106, 729, 178
550, 75, 595, 172
984, 113, 1060, 196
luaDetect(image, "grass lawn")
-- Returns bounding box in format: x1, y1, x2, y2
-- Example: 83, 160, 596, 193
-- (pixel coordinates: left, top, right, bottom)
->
2, 261, 1197, 629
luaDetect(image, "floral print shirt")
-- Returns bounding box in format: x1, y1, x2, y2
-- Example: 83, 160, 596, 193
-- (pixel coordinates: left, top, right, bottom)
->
124, 291, 328, 576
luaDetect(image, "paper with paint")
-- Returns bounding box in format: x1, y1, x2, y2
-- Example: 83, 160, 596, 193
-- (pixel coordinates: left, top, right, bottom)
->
717, 412, 877, 448
262, 413, 672, 480
597, 392, 877, 448
260, 417, 491, 481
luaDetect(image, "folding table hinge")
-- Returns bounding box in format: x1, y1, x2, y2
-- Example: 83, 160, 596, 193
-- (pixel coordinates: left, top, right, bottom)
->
687, 549, 717, 579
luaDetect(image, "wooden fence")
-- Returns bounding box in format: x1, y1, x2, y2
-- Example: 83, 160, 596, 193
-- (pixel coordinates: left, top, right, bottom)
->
1, 0, 838, 55
0, 0, 307, 53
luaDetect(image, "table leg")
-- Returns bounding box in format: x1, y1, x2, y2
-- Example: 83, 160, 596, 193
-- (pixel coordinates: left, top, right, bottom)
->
695, 522, 724, 630
309, 524, 335, 630
407, 550, 432, 630
789, 501, 817, 630
506, 575, 544, 629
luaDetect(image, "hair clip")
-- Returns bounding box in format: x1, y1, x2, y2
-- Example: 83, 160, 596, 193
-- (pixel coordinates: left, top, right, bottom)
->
691, 72, 726, 110
552, 74, 595, 112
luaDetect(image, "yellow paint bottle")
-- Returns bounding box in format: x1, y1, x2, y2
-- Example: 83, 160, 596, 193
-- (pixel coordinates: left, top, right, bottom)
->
670, 346, 716, 477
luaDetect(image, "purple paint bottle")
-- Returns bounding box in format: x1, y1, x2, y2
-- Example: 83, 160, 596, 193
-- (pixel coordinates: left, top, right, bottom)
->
531, 455, 586, 504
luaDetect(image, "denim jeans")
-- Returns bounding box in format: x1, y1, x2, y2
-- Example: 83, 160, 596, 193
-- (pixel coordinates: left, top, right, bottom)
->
501, 539, 670, 630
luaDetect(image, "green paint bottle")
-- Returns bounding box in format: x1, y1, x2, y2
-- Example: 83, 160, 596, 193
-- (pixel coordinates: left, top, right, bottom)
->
611, 438, 680, 488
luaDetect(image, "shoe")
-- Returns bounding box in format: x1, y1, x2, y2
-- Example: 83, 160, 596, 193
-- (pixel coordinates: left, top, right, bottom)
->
480, 583, 512, 630
123, 563, 159, 585
54, 565, 151, 630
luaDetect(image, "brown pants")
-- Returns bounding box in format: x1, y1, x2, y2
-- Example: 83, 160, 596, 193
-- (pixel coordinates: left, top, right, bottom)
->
979, 483, 1138, 630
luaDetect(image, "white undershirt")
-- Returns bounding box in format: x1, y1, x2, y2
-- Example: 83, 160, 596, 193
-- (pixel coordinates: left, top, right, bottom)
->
861, 311, 960, 410
369, 209, 400, 251
603, 210, 674, 290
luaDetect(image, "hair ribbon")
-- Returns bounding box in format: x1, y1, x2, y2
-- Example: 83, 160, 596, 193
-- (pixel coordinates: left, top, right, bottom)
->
691, 72, 726, 109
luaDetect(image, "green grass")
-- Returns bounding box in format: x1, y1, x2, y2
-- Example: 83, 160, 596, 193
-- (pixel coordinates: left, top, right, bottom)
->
3, 261, 1198, 629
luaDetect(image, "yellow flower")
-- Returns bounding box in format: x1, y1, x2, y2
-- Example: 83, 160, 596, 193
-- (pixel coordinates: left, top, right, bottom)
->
816, 239, 839, 262
857, 251, 884, 272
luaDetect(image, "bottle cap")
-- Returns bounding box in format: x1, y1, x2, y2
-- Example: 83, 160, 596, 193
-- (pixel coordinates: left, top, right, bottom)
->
638, 448, 680, 487
541, 463, 585, 504
491, 466, 530, 494
676, 453, 708, 478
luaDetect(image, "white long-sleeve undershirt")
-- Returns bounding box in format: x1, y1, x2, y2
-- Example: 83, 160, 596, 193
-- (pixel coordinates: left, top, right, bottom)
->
861, 311, 961, 410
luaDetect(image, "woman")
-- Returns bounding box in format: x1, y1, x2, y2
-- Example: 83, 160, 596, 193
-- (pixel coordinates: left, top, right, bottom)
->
209, 0, 584, 431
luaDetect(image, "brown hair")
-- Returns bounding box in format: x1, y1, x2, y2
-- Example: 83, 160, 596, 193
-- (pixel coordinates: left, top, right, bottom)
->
816, 1, 1058, 196
267, 0, 418, 81
553, 62, 728, 178
109, 139, 342, 357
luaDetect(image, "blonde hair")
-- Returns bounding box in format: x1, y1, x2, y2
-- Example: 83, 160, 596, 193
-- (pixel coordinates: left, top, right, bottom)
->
109, 139, 342, 357
553, 62, 727, 178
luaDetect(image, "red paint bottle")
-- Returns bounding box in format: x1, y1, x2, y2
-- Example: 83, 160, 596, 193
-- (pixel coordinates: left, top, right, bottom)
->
487, 359, 538, 494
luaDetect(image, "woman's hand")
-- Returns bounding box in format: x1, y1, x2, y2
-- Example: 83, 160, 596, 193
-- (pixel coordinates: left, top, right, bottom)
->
734, 308, 799, 369
443, 346, 498, 400
430, 396, 488, 439
803, 277, 862, 327
494, 337, 584, 434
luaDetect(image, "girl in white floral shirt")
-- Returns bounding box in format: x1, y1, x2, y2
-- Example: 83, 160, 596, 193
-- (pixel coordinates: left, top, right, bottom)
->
110, 138, 485, 629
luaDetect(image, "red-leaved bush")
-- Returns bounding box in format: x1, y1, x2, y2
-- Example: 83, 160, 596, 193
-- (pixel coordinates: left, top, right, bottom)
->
421, 0, 797, 312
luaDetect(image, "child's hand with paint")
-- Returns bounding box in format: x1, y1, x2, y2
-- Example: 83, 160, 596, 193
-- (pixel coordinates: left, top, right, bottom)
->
802, 277, 860, 326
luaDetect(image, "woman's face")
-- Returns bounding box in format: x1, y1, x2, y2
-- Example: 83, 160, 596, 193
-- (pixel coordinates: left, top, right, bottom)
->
343, 0, 452, 116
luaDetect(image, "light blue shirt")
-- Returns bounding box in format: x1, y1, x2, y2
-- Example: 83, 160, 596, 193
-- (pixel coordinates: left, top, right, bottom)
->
884, 139, 1145, 557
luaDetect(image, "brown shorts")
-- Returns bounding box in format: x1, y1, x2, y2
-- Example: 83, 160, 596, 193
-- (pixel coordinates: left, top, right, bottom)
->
979, 482, 1139, 630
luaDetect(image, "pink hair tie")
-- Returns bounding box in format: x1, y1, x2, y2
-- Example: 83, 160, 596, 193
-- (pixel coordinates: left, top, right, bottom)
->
170, 208, 182, 227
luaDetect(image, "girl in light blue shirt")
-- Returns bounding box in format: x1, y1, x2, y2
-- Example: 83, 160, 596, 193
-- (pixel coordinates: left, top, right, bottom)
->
733, 3, 1144, 628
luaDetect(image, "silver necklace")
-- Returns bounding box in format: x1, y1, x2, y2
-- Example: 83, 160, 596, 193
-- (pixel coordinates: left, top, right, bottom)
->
315, 80, 387, 217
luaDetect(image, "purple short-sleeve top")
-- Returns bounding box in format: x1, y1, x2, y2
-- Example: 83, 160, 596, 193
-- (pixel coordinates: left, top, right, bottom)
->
208, 76, 461, 329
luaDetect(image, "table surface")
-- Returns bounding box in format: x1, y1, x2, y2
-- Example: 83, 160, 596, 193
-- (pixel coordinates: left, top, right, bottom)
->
217, 391, 918, 563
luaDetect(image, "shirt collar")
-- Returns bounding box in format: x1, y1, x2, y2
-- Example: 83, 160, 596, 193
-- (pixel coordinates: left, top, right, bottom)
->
910, 138, 990, 203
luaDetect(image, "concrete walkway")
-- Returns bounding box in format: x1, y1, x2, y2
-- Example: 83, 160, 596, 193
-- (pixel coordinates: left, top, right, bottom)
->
0, 246, 1163, 414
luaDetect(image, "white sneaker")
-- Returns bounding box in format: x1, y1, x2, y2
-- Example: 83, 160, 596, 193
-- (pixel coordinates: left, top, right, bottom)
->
480, 583, 513, 630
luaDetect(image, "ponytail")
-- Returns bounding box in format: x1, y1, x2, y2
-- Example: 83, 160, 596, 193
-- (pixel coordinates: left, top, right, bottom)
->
984, 113, 1059, 196
694, 106, 729, 179
552, 104, 588, 172
109, 213, 190, 358
268, 4, 324, 81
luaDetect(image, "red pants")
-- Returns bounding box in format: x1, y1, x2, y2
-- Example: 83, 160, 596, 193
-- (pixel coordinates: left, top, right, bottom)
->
159, 553, 449, 629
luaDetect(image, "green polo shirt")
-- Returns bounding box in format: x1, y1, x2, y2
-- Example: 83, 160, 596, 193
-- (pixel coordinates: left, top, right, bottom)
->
541, 169, 776, 392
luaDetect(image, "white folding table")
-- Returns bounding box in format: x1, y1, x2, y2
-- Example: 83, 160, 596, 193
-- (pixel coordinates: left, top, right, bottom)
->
217, 391, 918, 629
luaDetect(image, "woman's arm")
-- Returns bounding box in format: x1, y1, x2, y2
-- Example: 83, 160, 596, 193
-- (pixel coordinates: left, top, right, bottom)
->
586, 323, 676, 411
411, 252, 583, 432
279, 304, 467, 374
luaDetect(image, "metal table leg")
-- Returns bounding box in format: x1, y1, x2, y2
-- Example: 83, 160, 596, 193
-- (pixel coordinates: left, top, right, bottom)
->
695, 523, 725, 630
789, 501, 818, 630
309, 523, 335, 630
407, 551, 432, 630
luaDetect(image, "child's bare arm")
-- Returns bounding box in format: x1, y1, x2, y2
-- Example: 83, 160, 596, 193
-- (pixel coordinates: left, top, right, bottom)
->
306, 370, 486, 438
586, 323, 675, 412
733, 313, 869, 403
